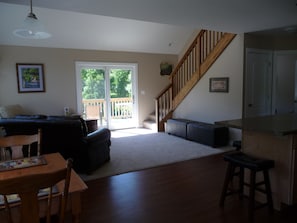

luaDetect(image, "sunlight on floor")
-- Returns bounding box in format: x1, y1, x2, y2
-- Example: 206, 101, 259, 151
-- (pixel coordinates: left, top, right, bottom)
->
111, 128, 157, 138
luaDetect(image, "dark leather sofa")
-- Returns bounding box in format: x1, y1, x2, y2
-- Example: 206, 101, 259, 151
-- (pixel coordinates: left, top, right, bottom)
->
0, 115, 111, 174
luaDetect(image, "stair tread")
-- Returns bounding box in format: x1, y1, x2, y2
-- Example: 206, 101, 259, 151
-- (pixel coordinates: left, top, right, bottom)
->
143, 120, 157, 131
144, 119, 156, 123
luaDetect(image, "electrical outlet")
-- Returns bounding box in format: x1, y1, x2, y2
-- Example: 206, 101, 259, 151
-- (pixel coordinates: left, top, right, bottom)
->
64, 107, 70, 116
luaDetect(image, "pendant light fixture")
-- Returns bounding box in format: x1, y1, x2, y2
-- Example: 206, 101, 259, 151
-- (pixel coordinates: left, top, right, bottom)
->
13, 0, 51, 39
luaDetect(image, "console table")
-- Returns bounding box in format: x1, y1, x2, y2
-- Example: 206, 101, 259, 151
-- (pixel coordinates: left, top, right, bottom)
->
217, 114, 297, 210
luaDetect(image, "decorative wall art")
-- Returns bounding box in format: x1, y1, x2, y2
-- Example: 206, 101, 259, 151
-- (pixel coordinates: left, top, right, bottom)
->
209, 77, 229, 93
16, 63, 45, 93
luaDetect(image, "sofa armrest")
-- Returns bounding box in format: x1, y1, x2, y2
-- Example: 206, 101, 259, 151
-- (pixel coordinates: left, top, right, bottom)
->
79, 128, 111, 174
84, 128, 111, 144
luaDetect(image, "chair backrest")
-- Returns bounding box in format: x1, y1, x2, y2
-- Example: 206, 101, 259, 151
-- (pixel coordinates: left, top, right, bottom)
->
0, 128, 41, 158
0, 158, 73, 223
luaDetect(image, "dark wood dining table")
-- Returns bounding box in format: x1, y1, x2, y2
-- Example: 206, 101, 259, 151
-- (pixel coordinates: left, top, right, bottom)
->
0, 153, 88, 223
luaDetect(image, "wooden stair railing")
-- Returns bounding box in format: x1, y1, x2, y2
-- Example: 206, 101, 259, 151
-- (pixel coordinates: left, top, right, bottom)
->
155, 29, 236, 132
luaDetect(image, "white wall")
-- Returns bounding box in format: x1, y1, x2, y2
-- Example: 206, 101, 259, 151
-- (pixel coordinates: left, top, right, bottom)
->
174, 34, 244, 141
0, 46, 177, 126
0, 34, 244, 138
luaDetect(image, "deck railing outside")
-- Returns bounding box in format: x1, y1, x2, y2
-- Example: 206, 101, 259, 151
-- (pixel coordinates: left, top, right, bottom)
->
82, 98, 133, 120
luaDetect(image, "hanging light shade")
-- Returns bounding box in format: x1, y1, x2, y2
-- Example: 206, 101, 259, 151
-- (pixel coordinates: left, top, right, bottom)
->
13, 0, 51, 39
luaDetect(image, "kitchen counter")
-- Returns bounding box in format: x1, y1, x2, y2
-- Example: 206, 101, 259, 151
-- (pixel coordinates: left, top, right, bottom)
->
216, 113, 297, 135
217, 114, 297, 210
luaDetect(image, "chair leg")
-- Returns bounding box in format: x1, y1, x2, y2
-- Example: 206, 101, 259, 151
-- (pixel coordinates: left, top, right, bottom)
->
248, 170, 256, 221
4, 195, 13, 223
220, 162, 233, 207
263, 170, 274, 213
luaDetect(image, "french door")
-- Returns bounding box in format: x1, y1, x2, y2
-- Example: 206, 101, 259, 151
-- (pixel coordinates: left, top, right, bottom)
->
76, 62, 138, 130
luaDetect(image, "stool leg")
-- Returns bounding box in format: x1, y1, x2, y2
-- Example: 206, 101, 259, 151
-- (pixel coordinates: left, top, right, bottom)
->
220, 162, 233, 207
248, 170, 256, 221
239, 167, 244, 199
229, 165, 236, 187
263, 170, 274, 213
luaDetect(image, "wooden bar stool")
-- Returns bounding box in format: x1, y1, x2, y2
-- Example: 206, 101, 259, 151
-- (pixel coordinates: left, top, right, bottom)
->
219, 151, 274, 221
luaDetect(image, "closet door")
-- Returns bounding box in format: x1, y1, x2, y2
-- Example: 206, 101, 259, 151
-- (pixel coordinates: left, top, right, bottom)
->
273, 51, 297, 114
245, 49, 273, 117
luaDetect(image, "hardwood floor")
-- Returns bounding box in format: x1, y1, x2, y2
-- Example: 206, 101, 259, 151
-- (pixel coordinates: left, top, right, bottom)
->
75, 154, 297, 223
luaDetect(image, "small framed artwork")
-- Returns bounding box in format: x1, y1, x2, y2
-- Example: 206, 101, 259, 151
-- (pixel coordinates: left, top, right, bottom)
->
209, 77, 229, 93
16, 63, 45, 93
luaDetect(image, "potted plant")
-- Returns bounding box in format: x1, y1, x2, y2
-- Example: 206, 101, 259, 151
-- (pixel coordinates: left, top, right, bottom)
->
160, 62, 173, 75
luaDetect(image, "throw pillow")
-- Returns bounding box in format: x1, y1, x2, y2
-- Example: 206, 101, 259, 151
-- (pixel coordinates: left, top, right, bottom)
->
0, 104, 23, 118
47, 115, 88, 136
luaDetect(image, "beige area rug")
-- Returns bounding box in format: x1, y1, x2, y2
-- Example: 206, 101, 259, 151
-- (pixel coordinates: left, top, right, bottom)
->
79, 128, 234, 181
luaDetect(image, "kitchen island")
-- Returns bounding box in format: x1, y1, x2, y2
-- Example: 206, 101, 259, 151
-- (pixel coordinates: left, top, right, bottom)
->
217, 114, 297, 210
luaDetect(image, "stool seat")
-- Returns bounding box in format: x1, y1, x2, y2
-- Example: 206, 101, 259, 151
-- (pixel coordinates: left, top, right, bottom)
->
223, 152, 274, 171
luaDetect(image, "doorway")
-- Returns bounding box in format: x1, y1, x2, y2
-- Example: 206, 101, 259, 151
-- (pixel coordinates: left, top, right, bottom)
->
75, 62, 138, 130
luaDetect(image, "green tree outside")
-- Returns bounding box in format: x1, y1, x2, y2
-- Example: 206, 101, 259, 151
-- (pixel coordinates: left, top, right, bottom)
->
110, 69, 131, 98
81, 68, 131, 99
81, 69, 105, 99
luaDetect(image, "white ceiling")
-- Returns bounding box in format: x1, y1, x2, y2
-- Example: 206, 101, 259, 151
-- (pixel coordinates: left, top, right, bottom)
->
0, 0, 297, 54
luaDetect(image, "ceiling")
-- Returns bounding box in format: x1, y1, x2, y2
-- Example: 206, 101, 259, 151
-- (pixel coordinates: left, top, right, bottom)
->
0, 0, 297, 54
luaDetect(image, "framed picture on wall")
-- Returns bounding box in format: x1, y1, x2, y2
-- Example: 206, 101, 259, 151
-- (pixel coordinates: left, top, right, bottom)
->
16, 63, 45, 93
209, 77, 229, 93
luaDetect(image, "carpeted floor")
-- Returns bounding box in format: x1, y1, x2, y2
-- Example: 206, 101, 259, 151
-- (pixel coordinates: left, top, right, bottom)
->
79, 128, 234, 181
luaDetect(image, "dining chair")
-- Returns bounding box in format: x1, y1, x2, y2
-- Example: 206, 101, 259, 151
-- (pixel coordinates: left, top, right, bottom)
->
0, 128, 41, 159
0, 158, 73, 223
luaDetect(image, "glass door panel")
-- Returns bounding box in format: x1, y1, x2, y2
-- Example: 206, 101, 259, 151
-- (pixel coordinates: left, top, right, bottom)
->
108, 68, 135, 129
81, 68, 107, 127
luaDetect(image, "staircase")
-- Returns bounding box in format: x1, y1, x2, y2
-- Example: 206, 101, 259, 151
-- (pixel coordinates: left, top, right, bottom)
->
143, 29, 236, 132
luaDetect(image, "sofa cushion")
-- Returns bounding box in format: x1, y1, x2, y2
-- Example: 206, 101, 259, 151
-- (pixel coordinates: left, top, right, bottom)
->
47, 115, 80, 120
47, 115, 88, 136
15, 114, 47, 119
